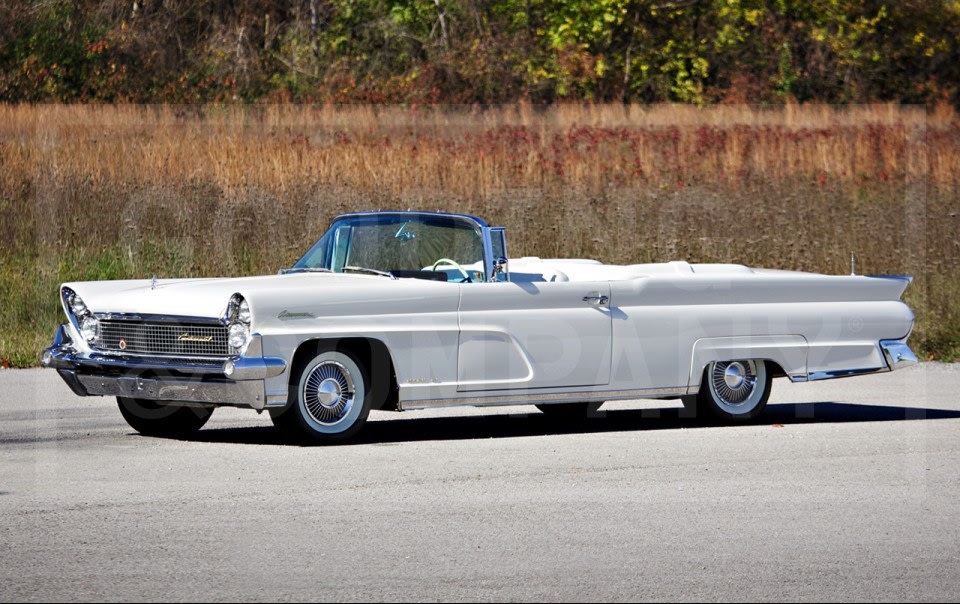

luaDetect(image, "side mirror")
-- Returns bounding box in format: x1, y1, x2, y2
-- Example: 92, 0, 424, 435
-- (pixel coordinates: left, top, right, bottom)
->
492, 257, 509, 281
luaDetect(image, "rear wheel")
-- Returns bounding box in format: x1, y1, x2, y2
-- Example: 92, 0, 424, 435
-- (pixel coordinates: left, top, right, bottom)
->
117, 397, 213, 437
535, 402, 603, 417
682, 359, 772, 421
270, 350, 372, 443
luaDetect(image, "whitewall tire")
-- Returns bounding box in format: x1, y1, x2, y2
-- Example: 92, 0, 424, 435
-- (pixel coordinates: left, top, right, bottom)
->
271, 350, 371, 443
683, 359, 772, 421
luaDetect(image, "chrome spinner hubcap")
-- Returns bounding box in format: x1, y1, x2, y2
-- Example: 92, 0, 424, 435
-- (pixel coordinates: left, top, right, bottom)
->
317, 379, 343, 407
710, 360, 758, 406
724, 362, 746, 389
303, 361, 355, 425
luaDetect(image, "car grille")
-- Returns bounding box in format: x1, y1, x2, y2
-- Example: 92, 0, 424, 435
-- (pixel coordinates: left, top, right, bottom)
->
95, 320, 230, 358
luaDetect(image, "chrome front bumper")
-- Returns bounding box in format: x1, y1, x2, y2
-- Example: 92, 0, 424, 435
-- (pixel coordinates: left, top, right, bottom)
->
42, 324, 286, 410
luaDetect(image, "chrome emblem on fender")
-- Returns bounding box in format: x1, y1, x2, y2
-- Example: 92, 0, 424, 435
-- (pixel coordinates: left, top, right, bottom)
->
278, 310, 315, 320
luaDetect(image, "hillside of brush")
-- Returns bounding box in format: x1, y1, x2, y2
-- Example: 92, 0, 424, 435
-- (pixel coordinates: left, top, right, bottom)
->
1, 103, 958, 366
1, 1, 959, 104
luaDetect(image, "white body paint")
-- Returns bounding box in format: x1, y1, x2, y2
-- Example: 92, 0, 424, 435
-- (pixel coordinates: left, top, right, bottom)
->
61, 257, 915, 411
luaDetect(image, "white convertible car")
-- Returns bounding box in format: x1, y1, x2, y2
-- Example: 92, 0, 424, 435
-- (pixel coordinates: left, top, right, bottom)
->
43, 211, 918, 442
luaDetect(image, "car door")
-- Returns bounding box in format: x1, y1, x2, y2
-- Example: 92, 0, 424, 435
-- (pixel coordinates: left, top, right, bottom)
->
456, 281, 612, 391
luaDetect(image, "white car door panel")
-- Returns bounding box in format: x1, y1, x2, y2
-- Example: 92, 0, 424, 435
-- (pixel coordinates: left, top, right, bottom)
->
457, 281, 612, 391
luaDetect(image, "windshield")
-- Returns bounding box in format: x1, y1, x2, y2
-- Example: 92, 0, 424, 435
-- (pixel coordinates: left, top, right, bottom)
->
293, 214, 486, 282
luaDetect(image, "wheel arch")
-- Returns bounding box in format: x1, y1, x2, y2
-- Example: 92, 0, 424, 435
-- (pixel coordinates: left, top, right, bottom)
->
289, 337, 399, 411
687, 335, 807, 393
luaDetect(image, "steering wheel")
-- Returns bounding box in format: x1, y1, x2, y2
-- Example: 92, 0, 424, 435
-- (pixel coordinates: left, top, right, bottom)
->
430, 258, 471, 282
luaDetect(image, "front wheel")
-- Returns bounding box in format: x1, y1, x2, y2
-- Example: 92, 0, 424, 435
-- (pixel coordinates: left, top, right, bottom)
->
270, 350, 371, 443
682, 359, 772, 421
117, 397, 213, 437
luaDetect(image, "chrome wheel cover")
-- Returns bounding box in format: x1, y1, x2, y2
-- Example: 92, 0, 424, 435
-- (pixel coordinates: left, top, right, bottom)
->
708, 360, 762, 411
302, 361, 355, 426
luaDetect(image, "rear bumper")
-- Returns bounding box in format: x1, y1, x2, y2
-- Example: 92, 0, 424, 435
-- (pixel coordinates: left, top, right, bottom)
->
880, 339, 919, 371
41, 324, 286, 410
791, 338, 918, 383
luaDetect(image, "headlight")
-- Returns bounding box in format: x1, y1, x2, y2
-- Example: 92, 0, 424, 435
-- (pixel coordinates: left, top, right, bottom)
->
228, 322, 250, 350
225, 293, 252, 355
80, 315, 100, 343
68, 293, 87, 316
237, 299, 251, 323
62, 288, 99, 344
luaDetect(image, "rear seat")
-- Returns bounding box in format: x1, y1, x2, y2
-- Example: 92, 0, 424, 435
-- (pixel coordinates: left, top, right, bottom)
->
510, 259, 696, 282
504, 259, 754, 283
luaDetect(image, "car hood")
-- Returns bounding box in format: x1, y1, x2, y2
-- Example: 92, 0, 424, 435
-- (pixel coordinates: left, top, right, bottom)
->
61, 272, 402, 319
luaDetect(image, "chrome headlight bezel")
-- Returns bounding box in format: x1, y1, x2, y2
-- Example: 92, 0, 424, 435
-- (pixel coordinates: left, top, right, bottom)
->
61, 287, 100, 345
224, 293, 252, 355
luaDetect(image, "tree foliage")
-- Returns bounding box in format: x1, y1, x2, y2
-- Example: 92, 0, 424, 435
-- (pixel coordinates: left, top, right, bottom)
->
1, 0, 957, 103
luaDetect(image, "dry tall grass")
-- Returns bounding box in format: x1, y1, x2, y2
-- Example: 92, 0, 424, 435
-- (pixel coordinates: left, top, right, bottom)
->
1, 103, 958, 366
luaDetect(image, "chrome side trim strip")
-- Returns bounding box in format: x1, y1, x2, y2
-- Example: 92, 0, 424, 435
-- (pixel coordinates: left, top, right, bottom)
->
401, 386, 688, 410
790, 368, 886, 382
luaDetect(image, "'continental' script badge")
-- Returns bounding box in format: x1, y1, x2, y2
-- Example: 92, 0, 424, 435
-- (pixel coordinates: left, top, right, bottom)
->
177, 333, 214, 342
278, 310, 315, 320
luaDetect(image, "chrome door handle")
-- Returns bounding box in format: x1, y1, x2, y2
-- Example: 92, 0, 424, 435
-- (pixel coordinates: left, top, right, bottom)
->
582, 295, 608, 306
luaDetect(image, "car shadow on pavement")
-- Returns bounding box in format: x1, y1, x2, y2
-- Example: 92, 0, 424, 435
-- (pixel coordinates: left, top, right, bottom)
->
185, 401, 960, 447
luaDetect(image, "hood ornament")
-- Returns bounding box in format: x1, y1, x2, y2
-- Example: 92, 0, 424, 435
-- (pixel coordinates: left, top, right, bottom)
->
150, 275, 157, 290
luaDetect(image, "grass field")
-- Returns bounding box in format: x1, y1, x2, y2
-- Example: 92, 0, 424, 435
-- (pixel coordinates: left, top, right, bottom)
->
1, 103, 958, 367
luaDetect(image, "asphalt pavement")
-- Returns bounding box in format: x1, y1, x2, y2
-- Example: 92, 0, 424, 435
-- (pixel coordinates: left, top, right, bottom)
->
1, 364, 959, 602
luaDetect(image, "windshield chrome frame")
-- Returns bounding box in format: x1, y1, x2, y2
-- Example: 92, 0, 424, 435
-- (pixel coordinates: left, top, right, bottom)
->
305, 211, 502, 282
